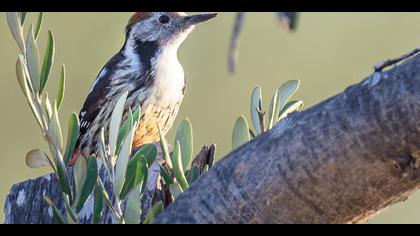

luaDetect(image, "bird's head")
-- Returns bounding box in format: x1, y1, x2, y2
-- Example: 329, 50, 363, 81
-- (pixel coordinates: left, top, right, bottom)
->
125, 12, 217, 49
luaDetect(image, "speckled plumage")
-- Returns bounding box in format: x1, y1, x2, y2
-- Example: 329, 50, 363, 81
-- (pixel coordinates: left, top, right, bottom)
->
70, 12, 217, 164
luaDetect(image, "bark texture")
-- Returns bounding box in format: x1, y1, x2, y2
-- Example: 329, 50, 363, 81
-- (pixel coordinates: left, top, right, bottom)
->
4, 54, 420, 224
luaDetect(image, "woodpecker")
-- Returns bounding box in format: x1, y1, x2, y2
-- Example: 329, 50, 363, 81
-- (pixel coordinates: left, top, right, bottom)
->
70, 12, 217, 165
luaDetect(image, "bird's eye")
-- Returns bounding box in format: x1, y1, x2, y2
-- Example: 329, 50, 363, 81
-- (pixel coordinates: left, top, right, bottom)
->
159, 15, 171, 24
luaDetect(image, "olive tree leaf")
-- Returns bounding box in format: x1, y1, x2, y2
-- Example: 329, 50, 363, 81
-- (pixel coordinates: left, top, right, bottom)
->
26, 149, 53, 169
175, 118, 193, 171
6, 12, 26, 53
25, 24, 40, 93
109, 91, 128, 159
39, 30, 55, 94
232, 115, 251, 149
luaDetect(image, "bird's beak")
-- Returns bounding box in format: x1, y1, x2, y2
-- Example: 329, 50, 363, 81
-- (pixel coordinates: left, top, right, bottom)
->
183, 13, 218, 26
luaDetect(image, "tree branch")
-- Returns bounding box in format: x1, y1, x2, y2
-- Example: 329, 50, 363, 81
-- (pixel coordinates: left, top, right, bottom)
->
5, 53, 420, 224
155, 53, 420, 224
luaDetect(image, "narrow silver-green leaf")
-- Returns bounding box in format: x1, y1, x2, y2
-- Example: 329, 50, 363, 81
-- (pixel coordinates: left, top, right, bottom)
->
63, 112, 80, 165
16, 56, 43, 129
19, 12, 27, 25
26, 149, 53, 169
171, 141, 189, 191
124, 185, 142, 224
114, 124, 135, 197
6, 12, 26, 53
26, 24, 40, 93
278, 79, 300, 115
43, 196, 66, 224
39, 30, 55, 94
158, 123, 173, 168
232, 115, 251, 149
117, 106, 140, 155
175, 118, 193, 171
93, 181, 104, 224
57, 64, 65, 110
98, 127, 111, 176
62, 193, 78, 224
143, 201, 163, 224
278, 100, 304, 120
44, 93, 53, 119
267, 89, 279, 129
159, 164, 173, 185
76, 156, 98, 212
109, 91, 128, 158
47, 101, 63, 151
169, 182, 183, 199
73, 157, 87, 207
55, 151, 72, 202
34, 12, 43, 40
251, 86, 263, 134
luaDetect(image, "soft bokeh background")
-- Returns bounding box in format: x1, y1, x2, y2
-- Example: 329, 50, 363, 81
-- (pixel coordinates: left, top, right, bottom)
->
1, 12, 420, 223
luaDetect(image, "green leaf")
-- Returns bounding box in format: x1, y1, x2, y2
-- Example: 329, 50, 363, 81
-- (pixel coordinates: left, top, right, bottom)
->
62, 193, 78, 224
39, 30, 55, 94
98, 127, 111, 176
124, 185, 142, 224
6, 12, 26, 53
16, 56, 43, 129
169, 182, 183, 199
278, 80, 300, 115
25, 149, 53, 169
232, 115, 251, 149
97, 178, 120, 221
47, 101, 63, 151
138, 143, 157, 167
267, 89, 279, 129
116, 106, 140, 155
19, 12, 27, 25
114, 123, 135, 197
34, 12, 43, 40
57, 64, 65, 110
250, 86, 263, 134
143, 201, 163, 224
93, 181, 104, 224
120, 151, 148, 199
73, 157, 87, 207
63, 112, 80, 165
158, 124, 172, 168
26, 24, 41, 93
76, 156, 98, 212
44, 93, 53, 119
175, 118, 193, 171
278, 100, 304, 120
43, 196, 66, 224
55, 151, 72, 201
109, 91, 128, 158
171, 141, 189, 191
159, 164, 173, 185
187, 164, 200, 185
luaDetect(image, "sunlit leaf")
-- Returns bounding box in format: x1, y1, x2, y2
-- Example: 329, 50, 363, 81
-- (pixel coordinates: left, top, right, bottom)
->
6, 12, 26, 53
171, 141, 189, 191
63, 112, 80, 165
93, 181, 104, 224
117, 106, 140, 155
55, 151, 72, 201
73, 157, 87, 207
19, 12, 27, 25
175, 118, 193, 171
47, 101, 63, 151
114, 123, 135, 197
62, 193, 78, 224
44, 93, 52, 119
120, 150, 148, 199
57, 64, 65, 110
278, 80, 300, 115
34, 12, 43, 40
158, 124, 172, 168
278, 100, 304, 120
109, 91, 128, 159
143, 201, 163, 224
76, 156, 98, 212
267, 89, 279, 129
39, 30, 55, 94
250, 86, 263, 134
232, 115, 250, 149
124, 185, 142, 224
26, 149, 53, 169
25, 24, 40, 93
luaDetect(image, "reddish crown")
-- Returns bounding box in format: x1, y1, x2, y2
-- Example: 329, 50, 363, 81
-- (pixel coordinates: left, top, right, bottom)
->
127, 12, 153, 26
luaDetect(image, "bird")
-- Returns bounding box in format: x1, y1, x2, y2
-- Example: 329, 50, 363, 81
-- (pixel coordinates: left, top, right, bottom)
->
69, 12, 217, 165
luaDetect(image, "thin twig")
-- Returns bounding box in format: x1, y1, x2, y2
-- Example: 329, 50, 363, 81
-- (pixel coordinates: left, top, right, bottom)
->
374, 48, 420, 72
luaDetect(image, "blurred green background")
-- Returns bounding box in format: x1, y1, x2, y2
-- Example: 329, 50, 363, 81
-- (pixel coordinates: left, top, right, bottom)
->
1, 12, 420, 223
